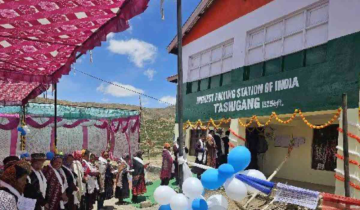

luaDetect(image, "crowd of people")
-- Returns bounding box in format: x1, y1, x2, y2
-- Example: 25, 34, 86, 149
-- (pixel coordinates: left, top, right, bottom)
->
160, 130, 230, 184
0, 149, 148, 210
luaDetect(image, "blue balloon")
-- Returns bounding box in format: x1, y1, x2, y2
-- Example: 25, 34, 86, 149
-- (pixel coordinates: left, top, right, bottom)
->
46, 152, 55, 160
17, 127, 26, 135
159, 204, 172, 210
218, 164, 235, 179
228, 146, 251, 172
201, 169, 226, 190
192, 198, 208, 210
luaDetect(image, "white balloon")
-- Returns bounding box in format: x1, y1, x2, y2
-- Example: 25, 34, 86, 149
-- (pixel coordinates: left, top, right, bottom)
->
182, 177, 204, 198
170, 193, 189, 210
240, 169, 267, 194
153, 186, 177, 205
224, 177, 247, 202
207, 194, 228, 210
23, 126, 30, 134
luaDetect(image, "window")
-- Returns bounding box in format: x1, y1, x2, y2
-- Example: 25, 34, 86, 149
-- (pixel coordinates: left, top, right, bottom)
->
188, 39, 234, 82
246, 2, 328, 65
312, 124, 338, 171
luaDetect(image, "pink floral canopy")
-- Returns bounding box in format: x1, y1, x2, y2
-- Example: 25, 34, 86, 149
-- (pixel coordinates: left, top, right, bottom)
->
0, 0, 149, 105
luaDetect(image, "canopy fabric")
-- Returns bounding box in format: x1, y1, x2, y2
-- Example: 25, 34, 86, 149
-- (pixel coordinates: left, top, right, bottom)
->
0, 103, 139, 119
0, 0, 149, 105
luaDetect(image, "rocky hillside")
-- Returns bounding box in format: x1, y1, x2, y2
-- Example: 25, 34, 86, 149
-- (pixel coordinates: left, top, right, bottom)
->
31, 98, 176, 156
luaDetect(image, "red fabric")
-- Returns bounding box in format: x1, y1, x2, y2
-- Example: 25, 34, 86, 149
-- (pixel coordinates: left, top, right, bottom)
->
321, 192, 360, 209
0, 117, 19, 130
82, 126, 88, 149
26, 117, 59, 129
10, 128, 18, 155
160, 149, 173, 179
0, 0, 149, 105
132, 175, 146, 196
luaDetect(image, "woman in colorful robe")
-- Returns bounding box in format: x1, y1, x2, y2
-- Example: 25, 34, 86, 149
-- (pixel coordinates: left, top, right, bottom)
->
43, 155, 68, 210
131, 151, 147, 202
160, 143, 173, 186
0, 159, 31, 210
24, 153, 48, 210
206, 134, 217, 168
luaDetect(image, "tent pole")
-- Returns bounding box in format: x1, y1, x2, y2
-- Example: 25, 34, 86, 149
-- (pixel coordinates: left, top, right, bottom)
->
342, 93, 350, 197
54, 83, 57, 147
176, 0, 184, 190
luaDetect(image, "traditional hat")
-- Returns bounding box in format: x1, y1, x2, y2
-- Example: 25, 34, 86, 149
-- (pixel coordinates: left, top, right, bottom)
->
31, 153, 46, 161
3, 156, 20, 170
164, 143, 171, 148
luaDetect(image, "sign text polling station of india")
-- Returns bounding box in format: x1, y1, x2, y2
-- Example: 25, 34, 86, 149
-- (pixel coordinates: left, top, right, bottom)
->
196, 77, 300, 113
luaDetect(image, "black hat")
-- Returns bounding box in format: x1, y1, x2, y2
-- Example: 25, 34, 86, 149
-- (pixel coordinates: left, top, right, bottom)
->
31, 153, 46, 161
3, 156, 20, 169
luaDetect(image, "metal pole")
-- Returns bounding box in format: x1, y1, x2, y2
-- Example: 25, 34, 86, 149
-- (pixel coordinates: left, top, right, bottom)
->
176, 0, 184, 189
342, 93, 350, 197
54, 83, 58, 147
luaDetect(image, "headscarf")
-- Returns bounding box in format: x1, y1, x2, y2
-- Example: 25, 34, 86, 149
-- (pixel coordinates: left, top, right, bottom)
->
0, 160, 31, 194
73, 150, 82, 161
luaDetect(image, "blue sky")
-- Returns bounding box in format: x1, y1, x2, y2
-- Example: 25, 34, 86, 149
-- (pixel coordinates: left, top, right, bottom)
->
52, 0, 201, 108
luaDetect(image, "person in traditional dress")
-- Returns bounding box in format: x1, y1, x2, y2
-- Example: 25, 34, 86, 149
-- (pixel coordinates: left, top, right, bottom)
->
43, 154, 68, 210
210, 130, 223, 168
61, 154, 78, 210
0, 159, 31, 210
82, 150, 99, 210
192, 134, 207, 179
24, 153, 48, 210
72, 151, 86, 210
115, 155, 130, 205
206, 134, 217, 168
160, 143, 173, 186
131, 151, 147, 203
97, 151, 114, 209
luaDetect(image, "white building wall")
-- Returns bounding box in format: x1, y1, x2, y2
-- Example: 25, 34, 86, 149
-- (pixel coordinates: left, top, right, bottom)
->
182, 0, 360, 83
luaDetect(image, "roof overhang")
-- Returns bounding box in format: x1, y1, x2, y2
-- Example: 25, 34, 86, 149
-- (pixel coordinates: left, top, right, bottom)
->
167, 74, 178, 83
167, 0, 215, 55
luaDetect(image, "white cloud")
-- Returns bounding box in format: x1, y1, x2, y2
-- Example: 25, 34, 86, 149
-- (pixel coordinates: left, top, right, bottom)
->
107, 39, 157, 68
144, 69, 156, 81
96, 82, 144, 97
106, 32, 115, 40
160, 96, 176, 105
101, 98, 109, 102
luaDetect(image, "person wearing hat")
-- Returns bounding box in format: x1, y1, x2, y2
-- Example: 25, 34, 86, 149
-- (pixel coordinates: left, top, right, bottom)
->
24, 153, 48, 210
0, 160, 32, 210
43, 154, 68, 210
61, 154, 78, 210
160, 143, 173, 186
206, 134, 217, 168
3, 156, 20, 170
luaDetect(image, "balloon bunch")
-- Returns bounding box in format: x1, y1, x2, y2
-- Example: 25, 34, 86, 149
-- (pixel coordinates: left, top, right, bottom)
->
154, 146, 269, 210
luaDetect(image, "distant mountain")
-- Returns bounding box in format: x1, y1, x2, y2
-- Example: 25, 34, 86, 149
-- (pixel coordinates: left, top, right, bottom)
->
32, 97, 176, 155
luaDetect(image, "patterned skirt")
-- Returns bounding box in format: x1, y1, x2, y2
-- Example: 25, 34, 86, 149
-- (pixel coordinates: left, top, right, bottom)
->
132, 175, 147, 196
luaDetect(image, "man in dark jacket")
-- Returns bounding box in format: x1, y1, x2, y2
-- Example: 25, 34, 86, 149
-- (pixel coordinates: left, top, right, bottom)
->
24, 153, 48, 210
